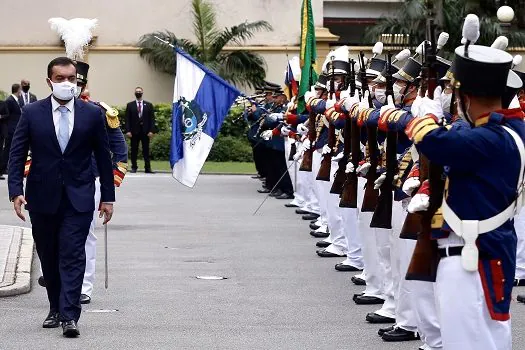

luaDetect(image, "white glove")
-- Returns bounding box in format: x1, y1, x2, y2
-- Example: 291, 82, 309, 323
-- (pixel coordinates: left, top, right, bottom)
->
374, 173, 386, 190
417, 86, 444, 120
304, 86, 316, 102
260, 130, 273, 141
411, 95, 423, 118
297, 123, 309, 136
402, 177, 421, 196
340, 86, 351, 100
379, 95, 396, 119
268, 113, 284, 123
345, 162, 355, 173
407, 193, 430, 213
321, 144, 331, 155
358, 91, 371, 110
325, 98, 336, 110
343, 94, 360, 112
281, 126, 291, 136
287, 101, 294, 109
293, 148, 304, 162
332, 151, 344, 162
356, 162, 371, 176
302, 138, 311, 150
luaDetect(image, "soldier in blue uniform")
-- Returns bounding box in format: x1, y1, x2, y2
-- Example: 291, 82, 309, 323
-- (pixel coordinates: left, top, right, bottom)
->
401, 18, 525, 349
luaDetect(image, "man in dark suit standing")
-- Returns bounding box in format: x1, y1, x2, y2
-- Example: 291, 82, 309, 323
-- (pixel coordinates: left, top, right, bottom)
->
0, 84, 23, 177
124, 87, 156, 173
19, 79, 37, 107
8, 57, 115, 337
0, 98, 9, 179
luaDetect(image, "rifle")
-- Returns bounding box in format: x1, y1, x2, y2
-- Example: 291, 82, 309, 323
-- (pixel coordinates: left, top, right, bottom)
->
371, 52, 397, 229
317, 55, 336, 181
359, 51, 380, 212
405, 3, 442, 282
339, 60, 360, 207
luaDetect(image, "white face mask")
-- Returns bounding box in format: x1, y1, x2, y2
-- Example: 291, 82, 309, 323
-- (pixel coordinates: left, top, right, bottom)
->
441, 93, 452, 113
49, 80, 77, 101
375, 88, 387, 104
393, 83, 405, 103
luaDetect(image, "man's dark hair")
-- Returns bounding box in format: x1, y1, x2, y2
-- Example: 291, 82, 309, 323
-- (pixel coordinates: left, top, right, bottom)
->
47, 57, 76, 79
11, 83, 20, 94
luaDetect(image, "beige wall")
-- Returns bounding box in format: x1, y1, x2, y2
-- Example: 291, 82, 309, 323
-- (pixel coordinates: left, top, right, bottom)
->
0, 0, 324, 46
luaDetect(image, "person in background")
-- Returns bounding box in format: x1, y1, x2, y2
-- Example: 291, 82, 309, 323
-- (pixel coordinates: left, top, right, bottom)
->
0, 98, 9, 179
124, 87, 156, 173
0, 84, 22, 177
19, 79, 37, 107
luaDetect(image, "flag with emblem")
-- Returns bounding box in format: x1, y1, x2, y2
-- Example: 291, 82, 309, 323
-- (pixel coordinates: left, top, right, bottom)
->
297, 0, 318, 114
171, 47, 241, 187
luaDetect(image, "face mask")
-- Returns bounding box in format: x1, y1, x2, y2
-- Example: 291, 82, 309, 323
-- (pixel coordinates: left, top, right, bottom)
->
441, 93, 452, 113
393, 84, 404, 103
22, 85, 30, 93
49, 80, 77, 101
74, 86, 82, 98
135, 92, 143, 99
375, 88, 386, 104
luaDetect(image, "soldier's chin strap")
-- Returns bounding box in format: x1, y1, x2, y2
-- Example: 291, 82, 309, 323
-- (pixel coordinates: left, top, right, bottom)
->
442, 125, 525, 272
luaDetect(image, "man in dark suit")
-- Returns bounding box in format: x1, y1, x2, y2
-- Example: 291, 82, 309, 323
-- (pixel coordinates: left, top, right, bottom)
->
124, 87, 156, 173
0, 99, 9, 180
19, 79, 37, 107
8, 57, 115, 337
0, 84, 22, 177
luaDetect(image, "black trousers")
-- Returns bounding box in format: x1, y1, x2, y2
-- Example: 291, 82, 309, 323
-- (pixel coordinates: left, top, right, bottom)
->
29, 192, 93, 322
130, 132, 151, 171
0, 127, 11, 175
265, 149, 293, 194
251, 142, 268, 178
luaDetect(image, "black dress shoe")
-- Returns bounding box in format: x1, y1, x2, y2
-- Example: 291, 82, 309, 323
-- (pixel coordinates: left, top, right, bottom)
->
251, 175, 263, 179
145, 169, 155, 174
354, 295, 384, 305
335, 263, 363, 272
62, 320, 80, 338
80, 294, 91, 304
42, 311, 60, 328
38, 276, 46, 287
518, 294, 525, 303
130, 168, 137, 173
257, 188, 271, 194
366, 312, 396, 324
382, 327, 420, 342
352, 292, 364, 301
316, 240, 331, 248
276, 193, 294, 200
515, 279, 525, 286
302, 214, 319, 221
295, 209, 311, 215
269, 189, 284, 197
309, 223, 320, 230
285, 203, 299, 208
0, 175, 5, 180
351, 276, 366, 286
310, 230, 330, 238
317, 249, 345, 258
378, 325, 395, 336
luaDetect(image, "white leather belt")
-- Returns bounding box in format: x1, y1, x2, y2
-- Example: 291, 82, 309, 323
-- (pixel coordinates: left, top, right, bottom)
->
442, 125, 525, 272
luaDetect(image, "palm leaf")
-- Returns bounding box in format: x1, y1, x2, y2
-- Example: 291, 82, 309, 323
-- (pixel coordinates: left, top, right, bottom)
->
209, 21, 273, 59
191, 0, 219, 63
216, 51, 267, 89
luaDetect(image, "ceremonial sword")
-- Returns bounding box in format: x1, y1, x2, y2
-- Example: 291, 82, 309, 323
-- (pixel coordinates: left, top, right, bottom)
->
104, 223, 108, 289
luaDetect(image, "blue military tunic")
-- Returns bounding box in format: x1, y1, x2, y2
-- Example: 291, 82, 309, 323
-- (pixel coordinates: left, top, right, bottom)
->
408, 108, 525, 321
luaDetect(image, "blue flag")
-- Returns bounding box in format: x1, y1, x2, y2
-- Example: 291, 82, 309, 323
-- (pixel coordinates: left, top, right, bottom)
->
170, 47, 241, 187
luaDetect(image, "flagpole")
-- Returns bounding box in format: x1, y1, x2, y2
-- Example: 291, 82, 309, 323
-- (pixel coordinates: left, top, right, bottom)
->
154, 36, 175, 48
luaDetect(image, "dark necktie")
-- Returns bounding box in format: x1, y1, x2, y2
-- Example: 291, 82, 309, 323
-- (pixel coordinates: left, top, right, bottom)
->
137, 101, 142, 118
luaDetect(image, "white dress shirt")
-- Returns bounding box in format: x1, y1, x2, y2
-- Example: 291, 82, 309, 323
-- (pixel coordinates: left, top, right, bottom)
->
11, 94, 20, 106
51, 97, 74, 138
23, 92, 30, 104
136, 99, 143, 118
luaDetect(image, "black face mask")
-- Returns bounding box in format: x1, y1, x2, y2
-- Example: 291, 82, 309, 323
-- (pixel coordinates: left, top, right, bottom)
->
135, 92, 143, 99
22, 85, 30, 93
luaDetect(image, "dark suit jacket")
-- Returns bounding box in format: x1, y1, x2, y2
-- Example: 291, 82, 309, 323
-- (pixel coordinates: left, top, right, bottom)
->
18, 92, 37, 107
0, 100, 8, 121
5, 95, 22, 133
124, 100, 157, 135
8, 96, 115, 214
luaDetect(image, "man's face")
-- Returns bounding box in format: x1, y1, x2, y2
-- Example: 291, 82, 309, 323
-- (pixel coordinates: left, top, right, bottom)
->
264, 92, 274, 103
275, 94, 286, 104
21, 80, 30, 92
47, 64, 77, 88
135, 88, 144, 97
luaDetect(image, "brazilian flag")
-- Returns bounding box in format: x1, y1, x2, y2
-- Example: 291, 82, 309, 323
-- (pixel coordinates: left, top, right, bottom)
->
297, 0, 318, 114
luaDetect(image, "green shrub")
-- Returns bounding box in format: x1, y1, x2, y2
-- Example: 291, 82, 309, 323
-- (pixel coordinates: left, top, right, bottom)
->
150, 131, 171, 160
208, 136, 252, 162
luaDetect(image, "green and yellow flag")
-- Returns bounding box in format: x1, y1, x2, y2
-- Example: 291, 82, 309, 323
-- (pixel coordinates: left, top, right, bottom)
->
297, 0, 318, 114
